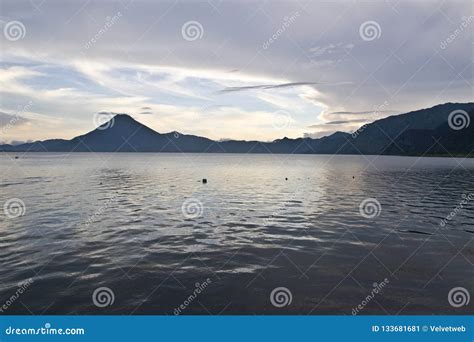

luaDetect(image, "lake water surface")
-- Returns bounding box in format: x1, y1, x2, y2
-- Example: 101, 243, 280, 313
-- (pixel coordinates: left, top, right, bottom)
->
1, 153, 473, 315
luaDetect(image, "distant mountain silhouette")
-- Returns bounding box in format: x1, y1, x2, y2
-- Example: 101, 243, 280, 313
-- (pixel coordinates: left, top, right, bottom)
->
384, 109, 474, 156
1, 103, 473, 156
338, 102, 474, 155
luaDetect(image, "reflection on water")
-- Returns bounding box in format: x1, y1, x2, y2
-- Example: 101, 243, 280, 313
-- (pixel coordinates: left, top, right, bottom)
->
0, 153, 473, 314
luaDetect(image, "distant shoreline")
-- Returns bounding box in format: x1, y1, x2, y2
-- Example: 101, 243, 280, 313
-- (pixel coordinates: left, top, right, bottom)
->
1, 151, 473, 159
1, 102, 473, 157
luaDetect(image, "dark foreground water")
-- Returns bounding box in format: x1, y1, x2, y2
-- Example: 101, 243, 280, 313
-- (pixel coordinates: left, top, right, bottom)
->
0, 153, 473, 315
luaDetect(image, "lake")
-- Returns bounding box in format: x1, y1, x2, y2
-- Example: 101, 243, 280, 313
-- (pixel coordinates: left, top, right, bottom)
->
0, 153, 473, 315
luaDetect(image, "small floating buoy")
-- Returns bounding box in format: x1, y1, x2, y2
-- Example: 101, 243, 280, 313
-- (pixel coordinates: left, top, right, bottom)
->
202, 178, 207, 184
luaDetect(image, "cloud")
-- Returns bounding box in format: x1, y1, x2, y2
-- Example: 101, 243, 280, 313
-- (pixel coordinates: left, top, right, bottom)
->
0, 0, 472, 141
0, 110, 79, 144
10, 140, 33, 146
218, 81, 349, 93
97, 111, 128, 116
328, 110, 395, 116
0, 112, 29, 127
303, 131, 339, 139
309, 43, 355, 57
321, 119, 369, 125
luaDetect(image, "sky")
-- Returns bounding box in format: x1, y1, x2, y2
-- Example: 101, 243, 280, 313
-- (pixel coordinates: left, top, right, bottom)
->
0, 0, 472, 144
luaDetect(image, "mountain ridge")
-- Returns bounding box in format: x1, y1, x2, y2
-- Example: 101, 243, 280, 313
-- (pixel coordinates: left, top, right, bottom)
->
1, 102, 473, 156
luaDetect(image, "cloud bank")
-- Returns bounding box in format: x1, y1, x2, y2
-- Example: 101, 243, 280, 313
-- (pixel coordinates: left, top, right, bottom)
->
0, 0, 472, 142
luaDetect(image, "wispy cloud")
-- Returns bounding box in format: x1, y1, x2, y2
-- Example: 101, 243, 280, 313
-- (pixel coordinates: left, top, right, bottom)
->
0, 0, 472, 141
320, 119, 369, 125
219, 81, 350, 93
97, 111, 128, 116
328, 110, 396, 116
0, 112, 29, 127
